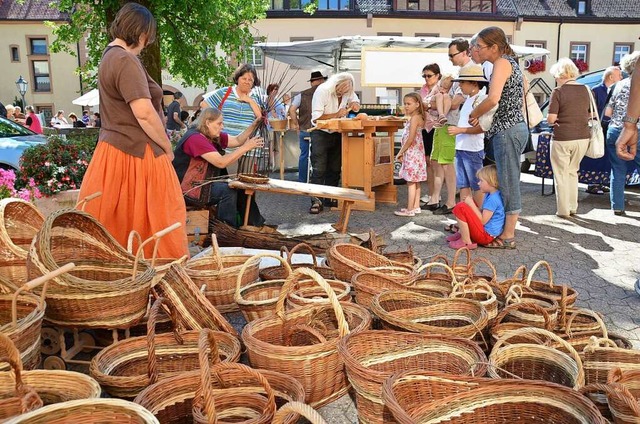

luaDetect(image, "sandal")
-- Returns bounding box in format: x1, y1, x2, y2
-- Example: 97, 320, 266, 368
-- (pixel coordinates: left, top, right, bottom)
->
484, 237, 516, 249
309, 203, 323, 214
394, 208, 415, 217
444, 224, 459, 233
586, 186, 604, 195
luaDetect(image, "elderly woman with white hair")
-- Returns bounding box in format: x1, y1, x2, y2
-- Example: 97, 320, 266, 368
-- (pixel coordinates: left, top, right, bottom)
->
604, 50, 640, 216
308, 72, 360, 214
547, 57, 592, 218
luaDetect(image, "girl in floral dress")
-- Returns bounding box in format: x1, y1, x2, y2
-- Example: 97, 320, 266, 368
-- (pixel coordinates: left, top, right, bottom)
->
395, 92, 428, 217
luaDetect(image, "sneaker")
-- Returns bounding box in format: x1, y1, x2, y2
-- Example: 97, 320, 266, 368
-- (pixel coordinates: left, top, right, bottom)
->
420, 195, 431, 203
446, 232, 462, 242
394, 208, 415, 217
412, 208, 422, 214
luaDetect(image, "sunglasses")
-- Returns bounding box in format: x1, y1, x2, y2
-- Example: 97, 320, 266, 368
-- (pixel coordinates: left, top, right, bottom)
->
448, 51, 464, 59
422, 73, 436, 78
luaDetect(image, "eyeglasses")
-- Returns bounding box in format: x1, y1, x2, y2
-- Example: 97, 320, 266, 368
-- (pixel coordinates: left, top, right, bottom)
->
448, 51, 464, 59
422, 73, 436, 78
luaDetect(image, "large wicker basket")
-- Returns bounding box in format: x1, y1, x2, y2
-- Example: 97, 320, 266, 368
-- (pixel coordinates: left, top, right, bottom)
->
338, 330, 487, 424
0, 263, 75, 371
372, 290, 488, 340
5, 398, 160, 423
90, 298, 241, 399
489, 327, 585, 389
326, 243, 414, 282
259, 243, 335, 281
582, 337, 640, 386
185, 236, 260, 313
243, 268, 372, 407
0, 199, 44, 284
405, 380, 607, 424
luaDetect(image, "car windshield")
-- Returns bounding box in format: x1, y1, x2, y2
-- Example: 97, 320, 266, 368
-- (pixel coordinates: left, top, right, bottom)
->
0, 117, 35, 137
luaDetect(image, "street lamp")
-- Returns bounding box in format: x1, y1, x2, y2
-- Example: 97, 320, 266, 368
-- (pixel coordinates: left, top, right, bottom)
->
15, 75, 28, 109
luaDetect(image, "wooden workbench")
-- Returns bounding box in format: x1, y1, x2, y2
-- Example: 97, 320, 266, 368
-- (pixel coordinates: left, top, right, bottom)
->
315, 117, 405, 211
228, 178, 369, 233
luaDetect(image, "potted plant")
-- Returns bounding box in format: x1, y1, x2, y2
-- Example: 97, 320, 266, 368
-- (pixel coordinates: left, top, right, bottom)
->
526, 59, 546, 74
0, 169, 41, 202
573, 59, 589, 73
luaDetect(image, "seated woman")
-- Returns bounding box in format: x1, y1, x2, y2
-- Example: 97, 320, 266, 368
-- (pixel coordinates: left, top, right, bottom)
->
172, 107, 266, 227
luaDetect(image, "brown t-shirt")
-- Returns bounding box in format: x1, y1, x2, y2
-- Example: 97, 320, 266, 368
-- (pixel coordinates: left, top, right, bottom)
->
548, 83, 591, 141
98, 45, 165, 158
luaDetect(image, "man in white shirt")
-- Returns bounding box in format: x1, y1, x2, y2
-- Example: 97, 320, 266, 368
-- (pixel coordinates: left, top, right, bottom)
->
308, 72, 360, 213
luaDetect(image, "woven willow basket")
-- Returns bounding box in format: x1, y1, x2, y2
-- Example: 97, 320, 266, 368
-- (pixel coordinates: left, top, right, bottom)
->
326, 243, 414, 282
259, 243, 335, 281
0, 199, 44, 284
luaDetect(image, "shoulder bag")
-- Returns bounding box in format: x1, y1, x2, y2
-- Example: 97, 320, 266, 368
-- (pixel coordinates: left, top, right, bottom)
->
473, 94, 498, 132
584, 86, 605, 159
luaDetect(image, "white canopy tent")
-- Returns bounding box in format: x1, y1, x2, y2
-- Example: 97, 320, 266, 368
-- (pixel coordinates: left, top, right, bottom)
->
72, 88, 99, 107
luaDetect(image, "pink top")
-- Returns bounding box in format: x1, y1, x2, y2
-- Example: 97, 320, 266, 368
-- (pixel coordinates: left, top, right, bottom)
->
26, 112, 43, 134
421, 84, 440, 132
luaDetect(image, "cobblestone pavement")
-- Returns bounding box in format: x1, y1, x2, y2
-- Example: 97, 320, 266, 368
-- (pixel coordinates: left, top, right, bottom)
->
243, 170, 640, 423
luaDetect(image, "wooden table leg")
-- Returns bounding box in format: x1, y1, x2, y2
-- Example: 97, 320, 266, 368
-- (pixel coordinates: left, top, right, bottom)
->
332, 200, 353, 234
243, 189, 254, 227
279, 131, 285, 180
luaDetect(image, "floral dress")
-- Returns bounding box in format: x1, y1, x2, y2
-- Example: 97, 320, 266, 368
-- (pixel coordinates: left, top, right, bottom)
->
399, 120, 427, 182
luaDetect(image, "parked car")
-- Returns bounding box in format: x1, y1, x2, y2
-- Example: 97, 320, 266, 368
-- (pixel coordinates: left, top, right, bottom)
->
0, 116, 47, 171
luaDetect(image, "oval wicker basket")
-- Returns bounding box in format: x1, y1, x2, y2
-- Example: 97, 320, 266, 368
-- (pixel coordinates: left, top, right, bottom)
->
525, 260, 578, 308
492, 265, 528, 303
185, 236, 260, 313
468, 257, 498, 285
259, 243, 335, 281
504, 284, 559, 327
89, 298, 241, 399
489, 327, 585, 389
606, 368, 640, 422
5, 398, 160, 424
243, 268, 372, 407
0, 199, 44, 284
412, 262, 460, 295
490, 302, 555, 347
582, 337, 640, 386
238, 173, 270, 184
372, 290, 488, 340
326, 243, 414, 282
407, 380, 607, 424
450, 280, 498, 321
338, 330, 488, 424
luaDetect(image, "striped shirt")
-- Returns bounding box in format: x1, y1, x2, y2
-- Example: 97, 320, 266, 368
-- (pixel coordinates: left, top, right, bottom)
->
203, 86, 259, 136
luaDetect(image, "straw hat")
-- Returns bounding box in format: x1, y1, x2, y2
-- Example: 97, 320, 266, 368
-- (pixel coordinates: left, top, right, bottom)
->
453, 64, 488, 83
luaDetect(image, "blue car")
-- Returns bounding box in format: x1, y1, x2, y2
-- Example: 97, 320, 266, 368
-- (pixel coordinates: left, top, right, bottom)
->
0, 116, 47, 171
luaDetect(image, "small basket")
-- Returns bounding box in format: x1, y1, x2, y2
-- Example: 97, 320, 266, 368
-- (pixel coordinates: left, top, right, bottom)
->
407, 380, 607, 424
237, 173, 270, 184
326, 243, 414, 282
338, 330, 487, 423
185, 235, 260, 313
468, 256, 498, 285
525, 260, 578, 308
411, 261, 460, 295
372, 289, 488, 340
192, 330, 277, 424
450, 280, 498, 321
382, 246, 422, 269
492, 265, 528, 304
6, 398, 160, 423
0, 263, 75, 371
0, 199, 44, 284
242, 268, 372, 407
489, 327, 585, 389
582, 337, 640, 386
607, 368, 640, 422
90, 298, 241, 399
490, 302, 555, 347
259, 243, 335, 281
504, 284, 559, 327
451, 246, 473, 281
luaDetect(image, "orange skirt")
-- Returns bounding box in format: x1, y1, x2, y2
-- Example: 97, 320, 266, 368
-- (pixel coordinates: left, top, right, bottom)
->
78, 142, 188, 260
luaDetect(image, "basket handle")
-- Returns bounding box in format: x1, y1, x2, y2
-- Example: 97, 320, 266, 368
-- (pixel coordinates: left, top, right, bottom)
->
131, 222, 182, 279
209, 234, 223, 271
273, 401, 327, 424
564, 308, 608, 339
525, 260, 554, 288
235, 252, 292, 295
580, 382, 640, 417
75, 191, 102, 211
368, 228, 380, 253
0, 333, 44, 413
146, 297, 185, 384
583, 336, 619, 353
416, 262, 458, 286
451, 280, 494, 297
509, 265, 528, 282
492, 327, 585, 388
283, 324, 328, 346
287, 243, 318, 267
12, 262, 76, 327
490, 301, 553, 332
275, 267, 350, 338
608, 367, 625, 383
428, 254, 450, 266
469, 257, 497, 282
452, 246, 472, 270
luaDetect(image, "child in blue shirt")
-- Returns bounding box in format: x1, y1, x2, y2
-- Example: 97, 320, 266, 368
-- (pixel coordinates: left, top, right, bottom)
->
446, 164, 505, 249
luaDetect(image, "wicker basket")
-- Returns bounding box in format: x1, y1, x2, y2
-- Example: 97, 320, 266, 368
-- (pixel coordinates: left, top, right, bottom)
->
490, 302, 555, 347
5, 398, 160, 424
0, 333, 43, 421
492, 265, 528, 304
407, 380, 607, 424
0, 199, 44, 284
412, 262, 460, 295
185, 236, 260, 313
237, 173, 270, 184
382, 246, 422, 269
352, 270, 447, 312
372, 290, 488, 340
273, 401, 327, 424
489, 327, 585, 389
259, 243, 335, 281
0, 263, 75, 371
153, 263, 237, 336
326, 243, 414, 282
134, 365, 306, 424
582, 337, 640, 386
607, 368, 640, 423
243, 268, 372, 407
525, 260, 578, 308
504, 284, 559, 327
90, 297, 241, 399
450, 247, 472, 281
583, 382, 640, 424
449, 280, 498, 321
468, 257, 497, 284
338, 330, 487, 424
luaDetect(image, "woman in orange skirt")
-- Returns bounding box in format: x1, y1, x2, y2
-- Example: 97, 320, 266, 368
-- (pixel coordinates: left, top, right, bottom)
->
78, 3, 187, 259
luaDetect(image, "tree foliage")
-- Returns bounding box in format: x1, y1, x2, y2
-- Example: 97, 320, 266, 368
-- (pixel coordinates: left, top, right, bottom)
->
48, 0, 269, 89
